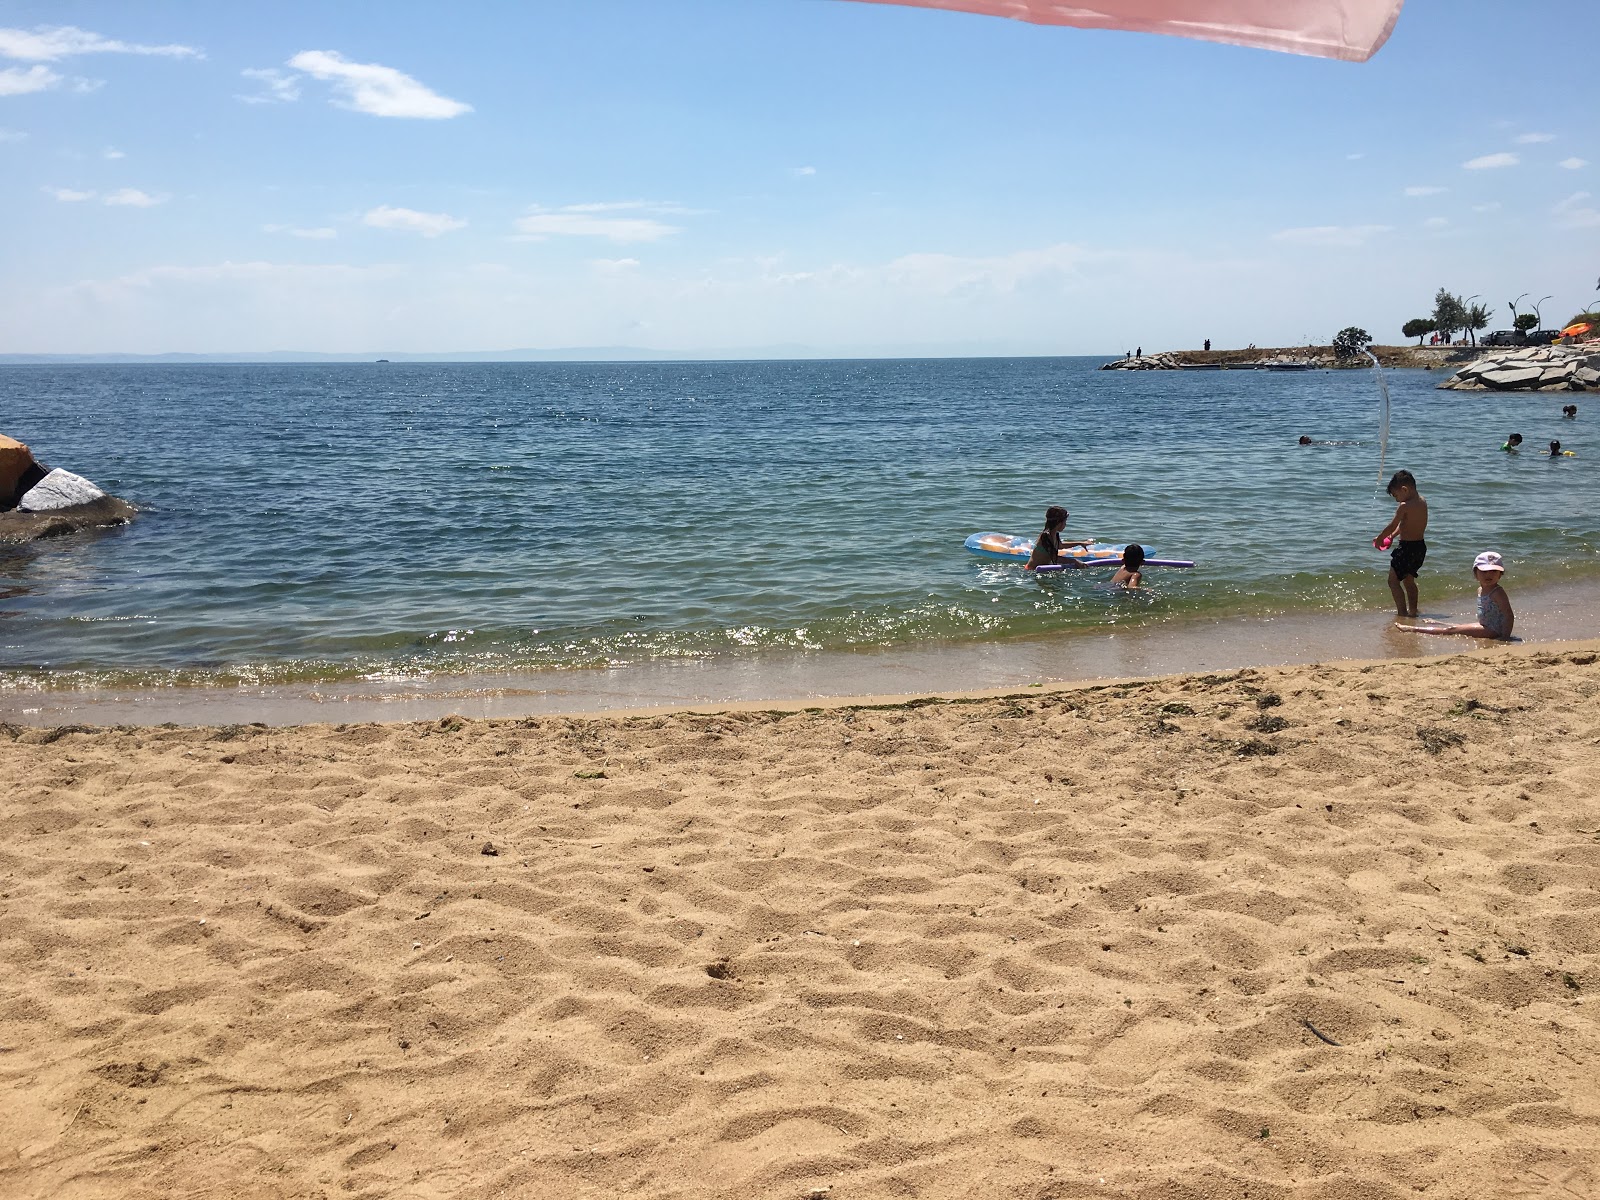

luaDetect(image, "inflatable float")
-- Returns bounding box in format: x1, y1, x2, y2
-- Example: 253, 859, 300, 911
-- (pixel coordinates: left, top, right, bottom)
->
1, 434, 136, 544
964, 531, 1194, 570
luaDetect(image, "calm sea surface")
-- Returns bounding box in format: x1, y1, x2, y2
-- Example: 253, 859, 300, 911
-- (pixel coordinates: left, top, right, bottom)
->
2, 358, 1595, 690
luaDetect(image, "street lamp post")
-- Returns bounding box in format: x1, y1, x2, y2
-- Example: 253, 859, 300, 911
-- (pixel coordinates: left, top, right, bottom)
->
1464, 295, 1482, 346
1534, 295, 1553, 328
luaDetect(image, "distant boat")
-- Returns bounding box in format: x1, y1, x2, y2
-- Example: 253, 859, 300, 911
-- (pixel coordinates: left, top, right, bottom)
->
375, 358, 390, 363
1264, 360, 1315, 371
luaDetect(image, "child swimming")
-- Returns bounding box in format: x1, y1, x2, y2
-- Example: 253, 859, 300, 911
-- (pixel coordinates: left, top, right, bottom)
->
1501, 433, 1523, 452
1110, 544, 1144, 588
1396, 552, 1513, 639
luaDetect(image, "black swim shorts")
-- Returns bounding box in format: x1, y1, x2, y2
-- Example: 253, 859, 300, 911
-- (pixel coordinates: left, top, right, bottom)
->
1390, 539, 1426, 580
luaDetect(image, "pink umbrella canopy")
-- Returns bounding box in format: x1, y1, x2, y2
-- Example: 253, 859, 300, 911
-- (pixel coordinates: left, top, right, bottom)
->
841, 0, 1404, 61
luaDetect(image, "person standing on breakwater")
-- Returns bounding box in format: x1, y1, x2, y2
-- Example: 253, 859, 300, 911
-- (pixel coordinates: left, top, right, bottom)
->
1374, 470, 1428, 619
1203, 339, 1211, 352
1026, 506, 1094, 571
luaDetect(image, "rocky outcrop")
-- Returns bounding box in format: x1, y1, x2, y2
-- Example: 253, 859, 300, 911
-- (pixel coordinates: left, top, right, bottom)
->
1101, 353, 1183, 370
1438, 344, 1600, 392
0, 495, 138, 544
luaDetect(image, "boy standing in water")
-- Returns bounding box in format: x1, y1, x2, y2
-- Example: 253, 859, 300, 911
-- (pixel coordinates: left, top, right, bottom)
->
1374, 470, 1427, 618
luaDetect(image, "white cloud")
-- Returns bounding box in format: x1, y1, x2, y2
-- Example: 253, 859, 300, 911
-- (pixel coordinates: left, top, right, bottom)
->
1463, 152, 1519, 170
1514, 132, 1555, 144
592, 257, 641, 274
1471, 202, 1502, 213
559, 200, 700, 215
238, 67, 300, 105
44, 186, 93, 202
0, 25, 201, 61
103, 187, 166, 207
264, 223, 337, 240
1422, 216, 1450, 229
69, 77, 104, 94
514, 208, 679, 243
1559, 157, 1589, 170
1403, 186, 1446, 197
0, 127, 27, 142
287, 50, 470, 119
790, 166, 817, 177
1554, 192, 1600, 230
0, 64, 61, 95
1345, 153, 1364, 161
1270, 224, 1392, 248
102, 146, 125, 159
362, 204, 466, 237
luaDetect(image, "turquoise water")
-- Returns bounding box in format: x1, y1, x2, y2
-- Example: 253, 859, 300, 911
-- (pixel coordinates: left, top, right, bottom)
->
2, 359, 1595, 690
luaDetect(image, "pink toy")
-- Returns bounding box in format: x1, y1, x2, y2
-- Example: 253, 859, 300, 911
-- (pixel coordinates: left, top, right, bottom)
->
1374, 536, 1392, 551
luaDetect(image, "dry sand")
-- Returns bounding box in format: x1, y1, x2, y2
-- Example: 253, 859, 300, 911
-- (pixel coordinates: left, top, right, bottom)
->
3, 642, 1598, 1200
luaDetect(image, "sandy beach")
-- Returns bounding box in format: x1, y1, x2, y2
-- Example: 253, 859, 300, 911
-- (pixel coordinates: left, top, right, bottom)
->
3, 640, 1598, 1199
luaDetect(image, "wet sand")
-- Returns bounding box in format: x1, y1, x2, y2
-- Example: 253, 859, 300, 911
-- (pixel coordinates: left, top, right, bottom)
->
8, 576, 1600, 727
2, 640, 1598, 1198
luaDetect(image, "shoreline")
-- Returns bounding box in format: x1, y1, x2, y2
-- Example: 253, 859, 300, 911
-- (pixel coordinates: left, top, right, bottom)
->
9, 575, 1600, 727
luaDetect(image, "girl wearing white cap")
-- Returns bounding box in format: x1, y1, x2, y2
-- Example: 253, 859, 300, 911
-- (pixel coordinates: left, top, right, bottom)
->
1397, 552, 1514, 639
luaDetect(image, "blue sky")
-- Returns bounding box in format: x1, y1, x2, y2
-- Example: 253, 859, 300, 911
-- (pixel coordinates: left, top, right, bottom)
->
1, 0, 1596, 356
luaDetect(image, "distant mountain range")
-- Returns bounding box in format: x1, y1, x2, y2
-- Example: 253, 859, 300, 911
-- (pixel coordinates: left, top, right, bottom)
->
0, 340, 1084, 365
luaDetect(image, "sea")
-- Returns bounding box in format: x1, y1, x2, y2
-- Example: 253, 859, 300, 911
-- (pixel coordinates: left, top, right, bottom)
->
2, 358, 1597, 704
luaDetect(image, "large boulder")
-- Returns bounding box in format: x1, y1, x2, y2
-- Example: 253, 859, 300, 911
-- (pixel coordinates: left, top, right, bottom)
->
0, 443, 137, 543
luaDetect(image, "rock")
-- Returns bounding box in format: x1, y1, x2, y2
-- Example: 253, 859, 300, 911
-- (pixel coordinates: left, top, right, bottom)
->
0, 495, 138, 544
1479, 366, 1546, 388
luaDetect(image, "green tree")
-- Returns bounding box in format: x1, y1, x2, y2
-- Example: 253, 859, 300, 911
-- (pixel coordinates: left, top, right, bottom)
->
1514, 313, 1539, 334
1432, 289, 1467, 342
1333, 326, 1373, 359
1402, 318, 1436, 344
1464, 302, 1493, 346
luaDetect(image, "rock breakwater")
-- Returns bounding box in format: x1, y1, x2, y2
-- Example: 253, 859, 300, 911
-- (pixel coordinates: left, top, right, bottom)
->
1438, 344, 1600, 392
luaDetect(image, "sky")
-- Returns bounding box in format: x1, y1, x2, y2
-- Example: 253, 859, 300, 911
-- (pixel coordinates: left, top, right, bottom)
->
1, 0, 1596, 357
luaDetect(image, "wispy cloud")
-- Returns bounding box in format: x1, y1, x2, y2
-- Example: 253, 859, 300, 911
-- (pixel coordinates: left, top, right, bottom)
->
0, 64, 61, 95
102, 146, 125, 159
790, 166, 817, 177
287, 50, 470, 119
0, 25, 201, 61
1463, 152, 1518, 170
264, 223, 337, 240
1422, 216, 1450, 229
1345, 152, 1364, 161
559, 200, 702, 215
592, 257, 641, 274
1514, 132, 1555, 144
0, 127, 27, 142
43, 186, 93, 202
237, 67, 300, 105
1559, 157, 1589, 171
103, 187, 166, 207
1270, 224, 1392, 248
1471, 202, 1501, 213
1554, 192, 1600, 230
1403, 185, 1446, 197
514, 205, 681, 243
362, 205, 466, 237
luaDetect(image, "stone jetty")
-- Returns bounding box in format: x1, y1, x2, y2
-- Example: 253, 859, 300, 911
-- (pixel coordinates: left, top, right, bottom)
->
1437, 344, 1600, 392
1100, 352, 1184, 370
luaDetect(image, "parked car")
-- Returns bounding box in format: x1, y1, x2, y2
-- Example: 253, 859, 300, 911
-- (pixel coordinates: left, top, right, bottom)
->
1524, 330, 1561, 346
1481, 330, 1524, 347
